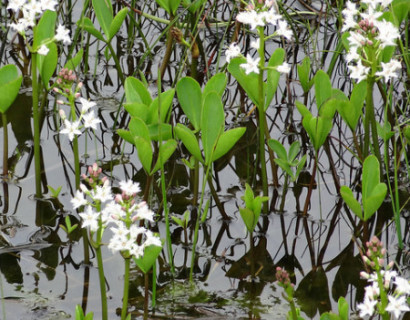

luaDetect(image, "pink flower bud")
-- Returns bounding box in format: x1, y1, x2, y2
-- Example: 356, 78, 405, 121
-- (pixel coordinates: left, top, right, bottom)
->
75, 92, 81, 98
57, 100, 65, 105
59, 109, 66, 119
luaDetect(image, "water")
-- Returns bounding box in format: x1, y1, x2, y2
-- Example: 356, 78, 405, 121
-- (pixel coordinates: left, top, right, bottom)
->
0, 1, 409, 319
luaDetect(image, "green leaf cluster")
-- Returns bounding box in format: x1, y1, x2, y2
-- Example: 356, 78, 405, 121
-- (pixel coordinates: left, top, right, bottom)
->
117, 77, 177, 175
268, 140, 306, 182
239, 184, 269, 233
340, 155, 387, 221
175, 74, 246, 166
77, 0, 129, 43
296, 70, 339, 151
228, 48, 285, 111
155, 0, 182, 16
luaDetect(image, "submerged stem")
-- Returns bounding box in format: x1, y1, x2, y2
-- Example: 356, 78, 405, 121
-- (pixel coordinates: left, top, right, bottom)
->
95, 246, 108, 320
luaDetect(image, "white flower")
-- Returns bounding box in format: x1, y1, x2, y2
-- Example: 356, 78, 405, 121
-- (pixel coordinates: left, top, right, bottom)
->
71, 190, 87, 209
225, 43, 241, 63
102, 202, 124, 220
92, 184, 112, 203
380, 0, 393, 8
364, 282, 380, 300
129, 243, 144, 258
348, 31, 366, 48
79, 98, 96, 113
251, 38, 260, 50
129, 225, 146, 239
385, 295, 410, 319
342, 15, 357, 32
25, 0, 43, 15
375, 20, 400, 48
277, 62, 290, 74
37, 44, 49, 56
55, 24, 71, 45
110, 224, 130, 239
82, 111, 101, 130
277, 20, 293, 40
394, 276, 410, 295
135, 203, 155, 222
40, 0, 58, 11
144, 230, 162, 247
7, 0, 27, 12
108, 234, 134, 253
60, 119, 81, 141
119, 180, 141, 196
79, 206, 99, 232
263, 8, 281, 26
360, 6, 382, 24
345, 50, 360, 63
342, 1, 358, 19
348, 60, 369, 82
375, 59, 401, 82
357, 297, 377, 317
237, 10, 265, 30
240, 54, 260, 75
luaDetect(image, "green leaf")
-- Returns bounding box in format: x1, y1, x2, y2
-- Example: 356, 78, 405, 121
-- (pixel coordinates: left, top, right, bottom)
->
148, 89, 175, 124
32, 10, 57, 51
228, 57, 260, 108
92, 0, 113, 38
0, 65, 22, 114
155, 0, 181, 15
151, 139, 177, 174
288, 141, 301, 162
64, 49, 84, 70
201, 92, 224, 165
340, 186, 363, 219
37, 42, 57, 89
392, 0, 410, 24
125, 77, 152, 105
239, 207, 257, 233
77, 17, 104, 41
174, 124, 204, 163
129, 117, 150, 140
362, 155, 380, 201
338, 297, 349, 320
294, 155, 307, 182
314, 70, 332, 109
117, 129, 135, 145
303, 116, 332, 151
266, 48, 285, 110
134, 243, 163, 274
108, 7, 129, 42
176, 77, 202, 131
268, 139, 288, 161
274, 158, 293, 179
148, 123, 173, 141
297, 56, 312, 93
203, 73, 227, 98
124, 102, 149, 121
133, 136, 153, 173
363, 183, 387, 220
212, 127, 246, 162
295, 101, 311, 119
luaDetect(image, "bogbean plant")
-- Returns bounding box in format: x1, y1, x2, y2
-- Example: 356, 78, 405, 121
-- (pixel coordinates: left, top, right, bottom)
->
71, 163, 162, 320
226, 0, 292, 202
275, 237, 410, 320
7, 0, 72, 196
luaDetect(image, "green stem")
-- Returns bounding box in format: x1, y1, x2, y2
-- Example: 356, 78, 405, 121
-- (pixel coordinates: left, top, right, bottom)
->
144, 272, 149, 320
68, 95, 81, 189
189, 163, 212, 282
365, 77, 382, 166
279, 174, 289, 212
31, 53, 42, 197
107, 41, 125, 85
2, 113, 8, 177
121, 257, 131, 320
95, 245, 108, 320
257, 27, 268, 209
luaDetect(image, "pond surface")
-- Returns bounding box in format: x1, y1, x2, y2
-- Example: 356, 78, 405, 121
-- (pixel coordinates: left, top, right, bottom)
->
0, 1, 409, 319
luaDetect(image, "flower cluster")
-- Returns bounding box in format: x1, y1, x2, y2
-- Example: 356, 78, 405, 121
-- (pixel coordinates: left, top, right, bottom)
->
342, 0, 401, 82
7, 0, 71, 54
357, 236, 410, 319
235, 0, 293, 39
54, 68, 101, 141
72, 163, 161, 259
225, 0, 292, 75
